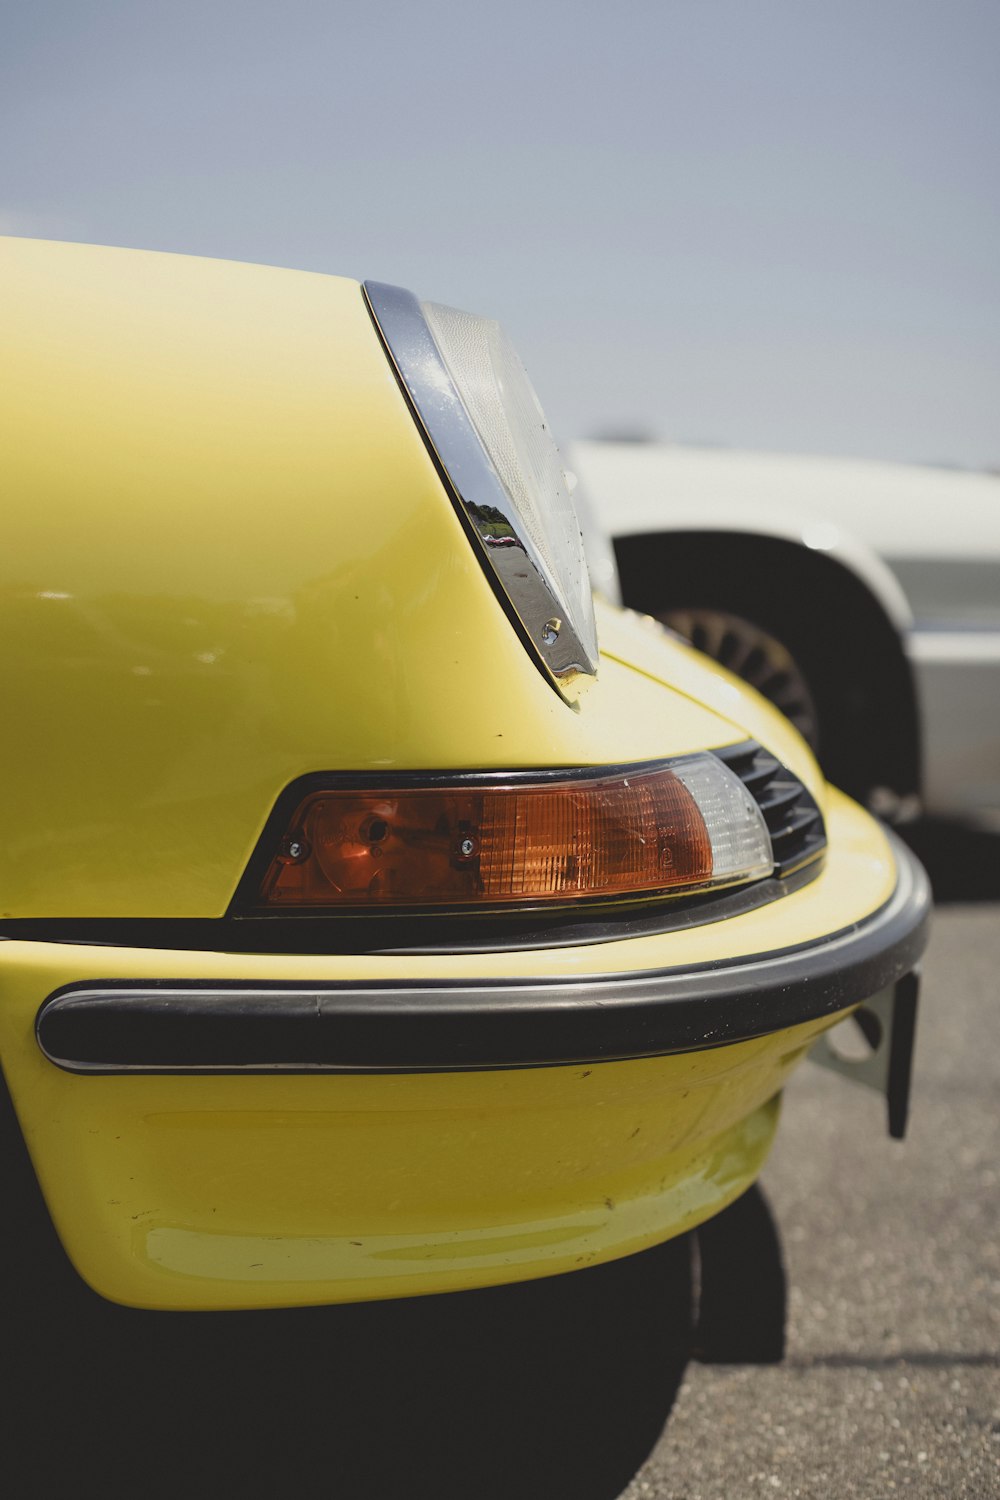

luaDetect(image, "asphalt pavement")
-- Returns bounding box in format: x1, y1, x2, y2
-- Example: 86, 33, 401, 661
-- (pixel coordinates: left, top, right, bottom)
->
619, 844, 1000, 1499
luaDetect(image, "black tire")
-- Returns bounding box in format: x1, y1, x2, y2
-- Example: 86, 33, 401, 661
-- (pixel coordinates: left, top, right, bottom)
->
614, 532, 922, 809
659, 605, 820, 749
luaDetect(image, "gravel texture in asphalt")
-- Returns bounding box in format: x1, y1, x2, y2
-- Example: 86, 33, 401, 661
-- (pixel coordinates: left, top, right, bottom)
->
619, 901, 1000, 1499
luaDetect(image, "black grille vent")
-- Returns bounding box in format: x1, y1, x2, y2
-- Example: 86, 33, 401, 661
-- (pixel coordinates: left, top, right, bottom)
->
715, 741, 827, 878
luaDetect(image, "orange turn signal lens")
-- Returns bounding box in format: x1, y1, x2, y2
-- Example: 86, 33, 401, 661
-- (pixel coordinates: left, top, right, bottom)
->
253, 759, 772, 912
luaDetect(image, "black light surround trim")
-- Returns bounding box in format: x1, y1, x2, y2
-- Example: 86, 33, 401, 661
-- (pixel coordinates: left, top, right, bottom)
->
715, 742, 827, 877
0, 866, 820, 958
363, 280, 599, 694
226, 745, 795, 919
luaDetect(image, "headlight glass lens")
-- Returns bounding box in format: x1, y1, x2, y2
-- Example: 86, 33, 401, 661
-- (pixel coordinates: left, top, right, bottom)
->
422, 300, 596, 661
364, 282, 599, 692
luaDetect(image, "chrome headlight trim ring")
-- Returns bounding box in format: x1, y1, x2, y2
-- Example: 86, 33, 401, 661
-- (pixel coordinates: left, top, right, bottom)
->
363, 280, 599, 691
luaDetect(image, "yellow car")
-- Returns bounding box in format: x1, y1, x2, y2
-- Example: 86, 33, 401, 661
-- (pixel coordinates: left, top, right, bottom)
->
0, 237, 928, 1318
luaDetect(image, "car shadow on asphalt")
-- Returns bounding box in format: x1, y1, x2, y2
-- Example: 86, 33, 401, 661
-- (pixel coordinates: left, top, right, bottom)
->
5, 1070, 701, 1500
900, 817, 1000, 902
12, 1233, 693, 1499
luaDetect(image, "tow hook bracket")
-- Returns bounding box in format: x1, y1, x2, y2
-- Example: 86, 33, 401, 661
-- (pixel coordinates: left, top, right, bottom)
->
809, 970, 920, 1139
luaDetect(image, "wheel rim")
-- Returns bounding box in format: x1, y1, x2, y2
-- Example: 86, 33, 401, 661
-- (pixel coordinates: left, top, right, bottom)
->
658, 607, 821, 750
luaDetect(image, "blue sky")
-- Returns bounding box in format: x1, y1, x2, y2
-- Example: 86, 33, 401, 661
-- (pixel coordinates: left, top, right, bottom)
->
3, 0, 998, 466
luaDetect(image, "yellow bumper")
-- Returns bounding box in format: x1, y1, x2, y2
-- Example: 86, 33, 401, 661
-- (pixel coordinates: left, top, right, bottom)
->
0, 792, 926, 1310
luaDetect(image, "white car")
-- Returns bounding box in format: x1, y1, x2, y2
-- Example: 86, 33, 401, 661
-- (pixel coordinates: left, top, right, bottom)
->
571, 441, 1000, 827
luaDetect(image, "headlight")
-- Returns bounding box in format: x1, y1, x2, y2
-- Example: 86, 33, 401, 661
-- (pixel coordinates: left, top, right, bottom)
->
364, 281, 598, 694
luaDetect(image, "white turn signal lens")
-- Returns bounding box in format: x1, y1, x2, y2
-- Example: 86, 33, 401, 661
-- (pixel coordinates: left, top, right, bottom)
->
670, 755, 774, 882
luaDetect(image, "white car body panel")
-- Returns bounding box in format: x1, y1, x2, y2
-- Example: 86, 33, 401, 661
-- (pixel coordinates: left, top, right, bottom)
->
571, 441, 1000, 824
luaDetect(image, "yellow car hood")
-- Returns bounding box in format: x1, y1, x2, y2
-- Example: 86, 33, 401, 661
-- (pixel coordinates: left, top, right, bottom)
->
1, 237, 818, 919
595, 601, 825, 806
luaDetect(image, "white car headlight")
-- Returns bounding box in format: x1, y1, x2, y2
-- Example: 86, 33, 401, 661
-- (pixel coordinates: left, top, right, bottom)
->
364, 281, 599, 693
